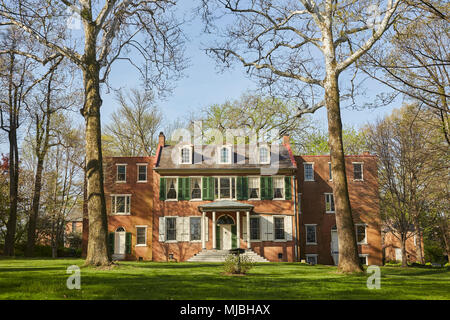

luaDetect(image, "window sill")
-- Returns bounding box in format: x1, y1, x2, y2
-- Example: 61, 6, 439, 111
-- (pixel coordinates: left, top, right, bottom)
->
273, 239, 286, 242
304, 180, 315, 182
273, 198, 285, 201
115, 181, 127, 184
111, 213, 131, 216
164, 240, 178, 243
248, 198, 261, 201
189, 199, 203, 202
353, 179, 364, 182
135, 244, 147, 247
306, 242, 317, 245
325, 211, 335, 214
137, 181, 147, 183
357, 242, 368, 245
165, 199, 178, 202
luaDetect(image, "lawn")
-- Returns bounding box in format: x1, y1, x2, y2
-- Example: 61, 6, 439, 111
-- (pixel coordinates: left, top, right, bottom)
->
0, 258, 449, 300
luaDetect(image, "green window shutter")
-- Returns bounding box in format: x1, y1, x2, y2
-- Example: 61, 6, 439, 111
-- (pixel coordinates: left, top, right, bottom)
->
216, 225, 220, 249
242, 177, 248, 200
178, 178, 183, 200
125, 232, 132, 254
237, 177, 248, 200
184, 177, 191, 200
231, 225, 237, 249
267, 176, 273, 200
260, 176, 266, 200
159, 178, 166, 201
108, 232, 114, 254
261, 176, 273, 200
202, 177, 214, 201
285, 176, 292, 200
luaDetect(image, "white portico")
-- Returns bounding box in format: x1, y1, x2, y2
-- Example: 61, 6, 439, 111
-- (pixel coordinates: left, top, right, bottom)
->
198, 201, 255, 251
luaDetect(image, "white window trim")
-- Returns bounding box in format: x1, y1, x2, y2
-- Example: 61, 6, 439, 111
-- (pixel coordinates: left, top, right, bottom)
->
249, 216, 261, 242
305, 254, 318, 265
248, 176, 261, 200
189, 176, 203, 201
217, 145, 232, 164
325, 193, 335, 214
273, 215, 286, 242
135, 225, 148, 247
305, 224, 317, 245
111, 194, 131, 215
116, 164, 127, 183
328, 162, 333, 181
189, 216, 202, 242
304, 162, 315, 181
356, 223, 368, 244
165, 216, 178, 242
272, 176, 286, 200
165, 176, 178, 201
359, 254, 369, 265
180, 145, 193, 165
136, 163, 148, 183
258, 145, 271, 164
214, 176, 237, 200
352, 162, 364, 181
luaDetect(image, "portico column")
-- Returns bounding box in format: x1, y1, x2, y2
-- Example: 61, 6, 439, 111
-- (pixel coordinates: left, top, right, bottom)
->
236, 211, 240, 248
246, 211, 250, 249
212, 211, 216, 250
202, 211, 206, 250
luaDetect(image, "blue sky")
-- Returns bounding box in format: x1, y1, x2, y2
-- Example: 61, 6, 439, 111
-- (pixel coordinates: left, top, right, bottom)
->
0, 2, 402, 155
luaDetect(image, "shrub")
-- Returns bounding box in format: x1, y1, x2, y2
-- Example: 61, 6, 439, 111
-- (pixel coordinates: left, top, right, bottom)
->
384, 261, 402, 267
223, 254, 255, 274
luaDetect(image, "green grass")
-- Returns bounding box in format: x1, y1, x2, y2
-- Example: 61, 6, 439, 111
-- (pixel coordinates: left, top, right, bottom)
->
0, 258, 449, 300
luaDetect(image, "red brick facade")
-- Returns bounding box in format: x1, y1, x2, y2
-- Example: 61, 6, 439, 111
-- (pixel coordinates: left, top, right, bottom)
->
82, 139, 384, 265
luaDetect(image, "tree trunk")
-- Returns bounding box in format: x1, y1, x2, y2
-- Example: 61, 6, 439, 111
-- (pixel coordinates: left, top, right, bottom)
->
414, 218, 424, 264
4, 118, 18, 256
400, 235, 408, 267
82, 32, 110, 266
25, 157, 45, 256
325, 72, 363, 273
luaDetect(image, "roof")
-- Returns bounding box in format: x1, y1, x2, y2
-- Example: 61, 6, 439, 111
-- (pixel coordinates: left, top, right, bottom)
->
155, 144, 296, 173
198, 201, 254, 212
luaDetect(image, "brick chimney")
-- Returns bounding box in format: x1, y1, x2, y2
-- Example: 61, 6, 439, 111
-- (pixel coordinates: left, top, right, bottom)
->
158, 132, 165, 147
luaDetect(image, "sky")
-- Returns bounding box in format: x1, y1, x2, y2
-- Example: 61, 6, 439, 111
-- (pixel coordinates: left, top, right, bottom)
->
0, 2, 402, 155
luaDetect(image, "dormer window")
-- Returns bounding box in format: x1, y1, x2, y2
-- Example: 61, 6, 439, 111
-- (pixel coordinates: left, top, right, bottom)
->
218, 145, 232, 164
180, 146, 192, 164
259, 145, 270, 164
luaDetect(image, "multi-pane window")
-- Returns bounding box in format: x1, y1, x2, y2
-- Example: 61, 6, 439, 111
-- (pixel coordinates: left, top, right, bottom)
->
214, 177, 236, 199
356, 224, 367, 243
353, 163, 363, 180
190, 217, 201, 241
137, 164, 147, 182
304, 163, 314, 181
166, 178, 177, 200
136, 226, 147, 245
111, 195, 131, 214
219, 146, 231, 164
250, 217, 260, 240
325, 193, 335, 213
190, 177, 202, 200
306, 254, 318, 265
328, 162, 332, 180
359, 255, 368, 265
181, 147, 191, 164
166, 217, 176, 241
117, 165, 126, 182
306, 225, 317, 244
274, 217, 285, 240
273, 177, 284, 199
248, 177, 260, 199
259, 146, 270, 164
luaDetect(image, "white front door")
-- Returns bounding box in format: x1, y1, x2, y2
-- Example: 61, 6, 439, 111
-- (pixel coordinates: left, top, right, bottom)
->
221, 225, 232, 250
331, 230, 339, 265
115, 231, 126, 255
395, 248, 402, 262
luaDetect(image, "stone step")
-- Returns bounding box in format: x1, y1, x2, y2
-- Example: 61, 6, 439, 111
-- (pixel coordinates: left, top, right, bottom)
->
187, 249, 270, 263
